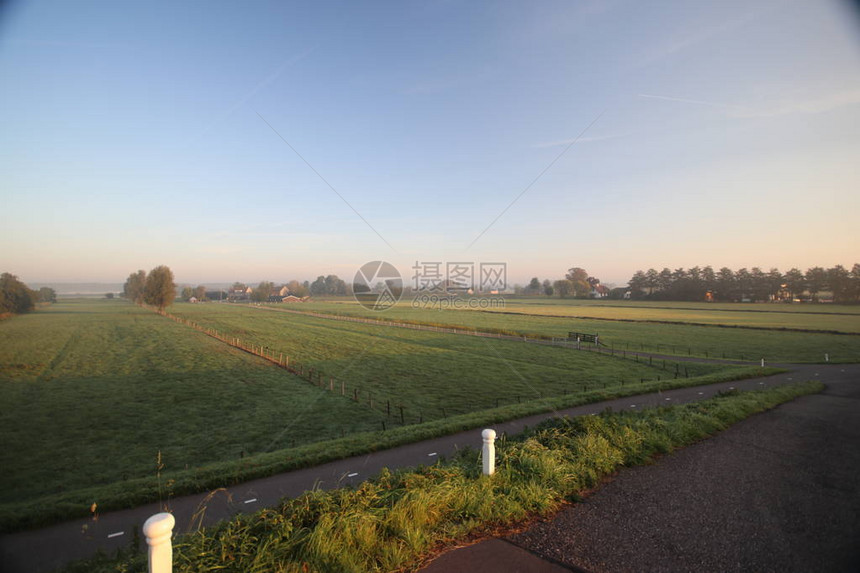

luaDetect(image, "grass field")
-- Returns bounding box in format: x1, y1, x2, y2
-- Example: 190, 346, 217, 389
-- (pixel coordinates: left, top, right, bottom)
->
168, 302, 720, 420
0, 300, 389, 507
284, 299, 860, 362
3, 299, 748, 530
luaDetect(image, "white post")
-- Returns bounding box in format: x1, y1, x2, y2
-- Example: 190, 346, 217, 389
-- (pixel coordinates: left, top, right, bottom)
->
144, 512, 175, 573
825, 353, 829, 362
482, 429, 496, 476
761, 358, 765, 367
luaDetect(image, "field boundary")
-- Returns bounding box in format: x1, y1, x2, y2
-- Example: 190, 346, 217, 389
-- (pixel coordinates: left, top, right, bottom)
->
474, 308, 860, 336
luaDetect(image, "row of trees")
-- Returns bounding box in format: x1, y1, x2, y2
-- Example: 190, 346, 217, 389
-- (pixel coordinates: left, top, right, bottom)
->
628, 264, 860, 303
309, 275, 348, 296
0, 273, 55, 315
123, 266, 176, 310
515, 268, 602, 299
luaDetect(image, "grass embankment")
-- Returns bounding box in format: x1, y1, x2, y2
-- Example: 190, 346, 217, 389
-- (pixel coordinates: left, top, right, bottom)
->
67, 380, 823, 573
290, 300, 860, 362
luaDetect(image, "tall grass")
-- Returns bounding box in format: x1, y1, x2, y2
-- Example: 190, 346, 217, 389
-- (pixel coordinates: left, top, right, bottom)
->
66, 380, 822, 573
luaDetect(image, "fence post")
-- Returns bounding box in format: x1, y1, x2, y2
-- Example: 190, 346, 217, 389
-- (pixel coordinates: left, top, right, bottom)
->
482, 429, 496, 476
761, 358, 765, 367
144, 512, 174, 573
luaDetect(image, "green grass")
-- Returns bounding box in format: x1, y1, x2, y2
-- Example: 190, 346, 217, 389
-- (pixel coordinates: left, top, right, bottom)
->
285, 300, 860, 362
0, 301, 777, 532
168, 303, 717, 420
66, 380, 823, 573
0, 301, 387, 519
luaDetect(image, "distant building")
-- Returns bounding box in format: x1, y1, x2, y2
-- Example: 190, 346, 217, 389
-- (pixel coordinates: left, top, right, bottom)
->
590, 284, 610, 298
282, 295, 304, 303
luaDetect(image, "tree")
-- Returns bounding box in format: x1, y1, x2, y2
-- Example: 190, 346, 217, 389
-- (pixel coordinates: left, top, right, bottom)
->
805, 267, 827, 301
716, 267, 735, 301
542, 279, 553, 296
251, 281, 276, 302
310, 276, 327, 295
784, 268, 806, 300
38, 287, 57, 303
766, 268, 783, 301
193, 285, 207, 300
144, 265, 176, 311
123, 270, 147, 304
565, 267, 591, 297
657, 268, 673, 293
0, 273, 36, 314
287, 280, 309, 297
553, 279, 574, 298
849, 264, 860, 303
750, 267, 768, 302
827, 265, 851, 303
627, 271, 646, 299
105, 292, 114, 299
527, 277, 541, 294
324, 275, 348, 296
181, 286, 194, 301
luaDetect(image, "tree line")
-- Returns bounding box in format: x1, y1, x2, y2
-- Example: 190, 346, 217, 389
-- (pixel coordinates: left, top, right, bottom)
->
514, 268, 605, 299
123, 266, 176, 310
0, 273, 56, 315
627, 264, 860, 303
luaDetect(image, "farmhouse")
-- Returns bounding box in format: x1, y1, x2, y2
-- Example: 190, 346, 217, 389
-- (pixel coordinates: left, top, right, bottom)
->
590, 284, 610, 298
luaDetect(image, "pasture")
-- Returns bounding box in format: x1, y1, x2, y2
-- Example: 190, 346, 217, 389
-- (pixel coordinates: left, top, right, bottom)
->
0, 299, 791, 528
288, 299, 860, 362
0, 300, 387, 507
167, 302, 702, 419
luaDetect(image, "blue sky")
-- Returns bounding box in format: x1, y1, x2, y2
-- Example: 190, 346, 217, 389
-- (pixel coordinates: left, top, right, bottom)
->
2, 0, 859, 286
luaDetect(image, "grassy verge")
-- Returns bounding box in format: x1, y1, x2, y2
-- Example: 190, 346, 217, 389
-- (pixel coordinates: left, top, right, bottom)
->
66, 380, 823, 573
0, 366, 782, 533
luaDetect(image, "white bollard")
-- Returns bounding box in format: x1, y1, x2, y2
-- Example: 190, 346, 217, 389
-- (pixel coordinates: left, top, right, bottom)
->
761, 358, 765, 367
482, 429, 496, 476
144, 512, 175, 573
825, 353, 829, 362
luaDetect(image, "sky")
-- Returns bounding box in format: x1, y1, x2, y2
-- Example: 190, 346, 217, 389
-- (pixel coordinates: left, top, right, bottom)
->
1, 0, 859, 287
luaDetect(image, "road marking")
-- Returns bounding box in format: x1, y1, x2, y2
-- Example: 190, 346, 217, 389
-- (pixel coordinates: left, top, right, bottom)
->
759, 382, 765, 385
107, 531, 124, 539
787, 377, 793, 381
244, 498, 257, 504
347, 472, 358, 477
815, 373, 819, 376
698, 392, 703, 395
729, 387, 735, 390
630, 405, 636, 408
428, 452, 437, 457
665, 398, 671, 401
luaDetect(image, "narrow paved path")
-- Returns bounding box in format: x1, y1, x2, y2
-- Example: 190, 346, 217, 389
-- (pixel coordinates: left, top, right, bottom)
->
0, 364, 847, 572
421, 363, 860, 573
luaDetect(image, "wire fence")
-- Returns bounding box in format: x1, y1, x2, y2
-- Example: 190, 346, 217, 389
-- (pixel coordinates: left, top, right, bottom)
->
150, 304, 751, 437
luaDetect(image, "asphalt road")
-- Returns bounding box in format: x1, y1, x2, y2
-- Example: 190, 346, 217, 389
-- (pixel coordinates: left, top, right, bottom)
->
421, 363, 860, 573
0, 363, 849, 572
